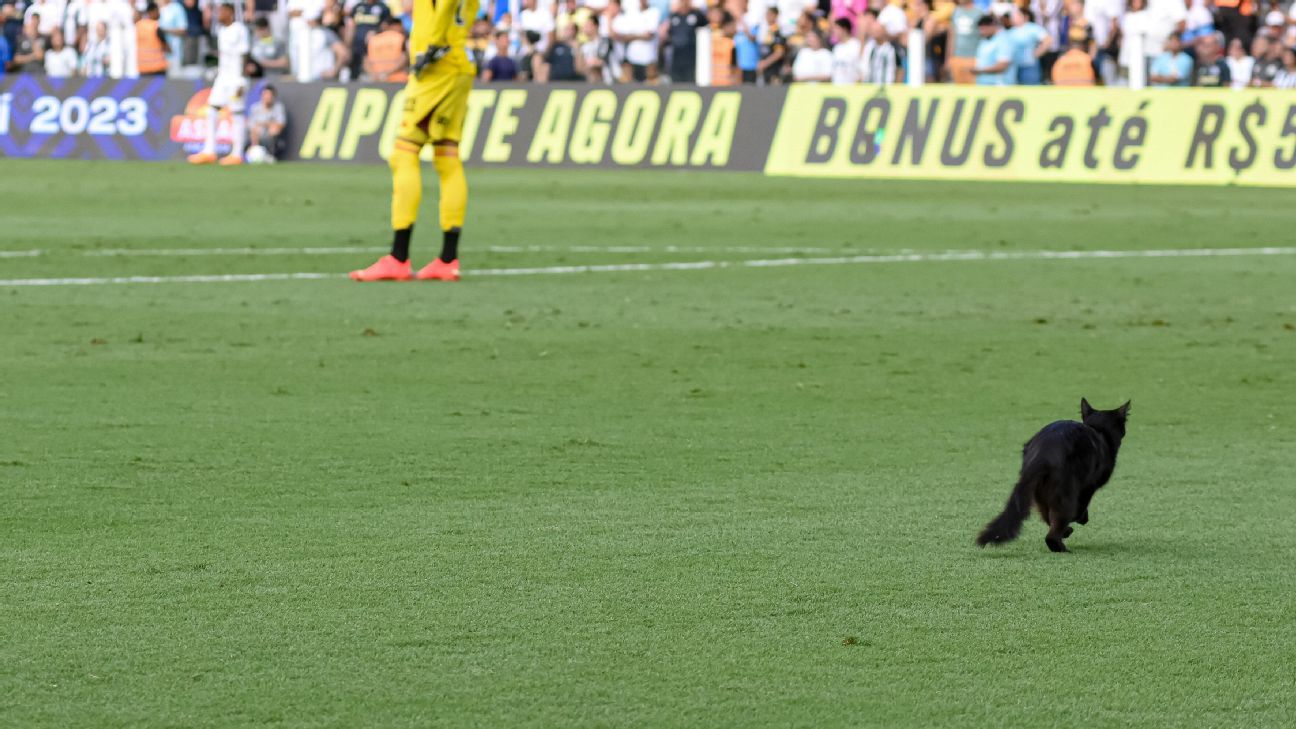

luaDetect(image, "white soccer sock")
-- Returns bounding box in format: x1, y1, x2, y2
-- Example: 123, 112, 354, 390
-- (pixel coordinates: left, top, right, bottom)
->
203, 106, 219, 155
230, 113, 246, 158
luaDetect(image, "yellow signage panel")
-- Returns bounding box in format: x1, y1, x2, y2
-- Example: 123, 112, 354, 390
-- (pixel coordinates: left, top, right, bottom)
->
766, 84, 1296, 187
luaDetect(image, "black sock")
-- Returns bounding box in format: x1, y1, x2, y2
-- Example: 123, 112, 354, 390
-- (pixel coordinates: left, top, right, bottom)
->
390, 227, 412, 262
439, 228, 460, 263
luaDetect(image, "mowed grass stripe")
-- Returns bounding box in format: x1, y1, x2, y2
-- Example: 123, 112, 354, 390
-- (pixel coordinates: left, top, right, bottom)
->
3, 246, 1296, 287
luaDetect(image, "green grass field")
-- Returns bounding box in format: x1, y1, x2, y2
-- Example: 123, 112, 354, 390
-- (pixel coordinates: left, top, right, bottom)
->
3, 159, 1294, 727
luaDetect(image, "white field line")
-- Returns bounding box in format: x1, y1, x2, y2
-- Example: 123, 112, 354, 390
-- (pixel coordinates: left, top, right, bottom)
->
1, 247, 1294, 288
0, 272, 339, 286
5, 244, 864, 258
81, 246, 385, 257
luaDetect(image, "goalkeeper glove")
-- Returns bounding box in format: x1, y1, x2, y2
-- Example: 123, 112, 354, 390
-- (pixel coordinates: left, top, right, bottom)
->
412, 45, 451, 76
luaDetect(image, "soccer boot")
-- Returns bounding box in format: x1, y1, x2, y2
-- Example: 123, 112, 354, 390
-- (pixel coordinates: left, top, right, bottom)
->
187, 151, 218, 165
218, 153, 244, 166
415, 258, 460, 282
349, 254, 413, 282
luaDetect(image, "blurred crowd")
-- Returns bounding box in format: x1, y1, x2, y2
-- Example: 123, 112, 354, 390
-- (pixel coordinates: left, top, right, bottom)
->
4, 0, 1296, 87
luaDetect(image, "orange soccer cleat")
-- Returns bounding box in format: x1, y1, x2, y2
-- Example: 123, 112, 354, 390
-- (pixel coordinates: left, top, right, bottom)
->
415, 258, 460, 282
187, 151, 218, 165
349, 255, 413, 282
218, 153, 244, 166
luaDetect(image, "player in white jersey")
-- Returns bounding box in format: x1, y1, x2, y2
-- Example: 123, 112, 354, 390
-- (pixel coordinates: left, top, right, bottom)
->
188, 4, 250, 165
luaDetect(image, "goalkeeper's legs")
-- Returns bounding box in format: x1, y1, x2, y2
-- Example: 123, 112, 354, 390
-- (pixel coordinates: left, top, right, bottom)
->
389, 137, 424, 261
348, 137, 422, 282
414, 140, 466, 282
353, 71, 469, 283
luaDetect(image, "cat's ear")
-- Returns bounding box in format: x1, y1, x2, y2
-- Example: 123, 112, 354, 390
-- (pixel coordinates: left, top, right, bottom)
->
1081, 398, 1093, 418
1117, 401, 1131, 419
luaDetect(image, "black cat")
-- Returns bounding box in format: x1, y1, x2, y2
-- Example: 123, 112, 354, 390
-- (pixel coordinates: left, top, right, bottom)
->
977, 399, 1131, 553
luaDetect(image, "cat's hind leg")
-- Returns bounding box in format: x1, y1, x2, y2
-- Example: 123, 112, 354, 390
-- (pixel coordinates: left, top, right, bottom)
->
1045, 513, 1070, 553
1045, 491, 1078, 552
1037, 501, 1052, 528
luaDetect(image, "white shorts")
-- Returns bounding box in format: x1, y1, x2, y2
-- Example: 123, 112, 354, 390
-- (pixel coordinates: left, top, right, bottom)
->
209, 74, 248, 112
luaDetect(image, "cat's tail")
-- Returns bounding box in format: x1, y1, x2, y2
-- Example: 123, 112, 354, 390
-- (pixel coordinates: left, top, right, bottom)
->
976, 464, 1042, 547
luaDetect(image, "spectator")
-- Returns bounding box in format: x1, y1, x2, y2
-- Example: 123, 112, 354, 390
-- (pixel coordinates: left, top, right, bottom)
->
483, 29, 517, 80
1083, 0, 1122, 84
613, 0, 657, 83
248, 0, 280, 38
1182, 0, 1215, 46
1059, 0, 1092, 52
467, 16, 490, 70
248, 84, 287, 159
44, 26, 76, 75
61, 0, 85, 53
733, 10, 758, 83
1225, 37, 1254, 88
136, 3, 168, 76
972, 14, 1014, 84
791, 29, 831, 82
1050, 26, 1095, 84
539, 22, 582, 81
1274, 46, 1296, 89
157, 0, 186, 73
1192, 33, 1230, 87
829, 16, 859, 84
0, 25, 10, 75
911, 0, 941, 82
90, 0, 136, 79
287, 0, 323, 80
309, 6, 349, 81
1147, 31, 1191, 86
988, 0, 1014, 17
81, 19, 110, 75
181, 0, 203, 69
1213, 0, 1252, 49
1144, 0, 1187, 62
26, 0, 65, 39
1262, 0, 1285, 31
578, 17, 606, 82
248, 16, 290, 77
600, 0, 623, 81
2, 1, 22, 60
10, 14, 43, 73
829, 0, 863, 26
776, 0, 803, 36
945, 0, 980, 83
664, 0, 705, 83
348, 0, 390, 81
861, 12, 898, 84
1250, 35, 1281, 87
517, 29, 542, 80
519, 0, 553, 53
876, 0, 907, 42
707, 8, 737, 86
1118, 0, 1154, 84
783, 9, 816, 79
363, 15, 406, 82
1007, 8, 1050, 85
755, 5, 785, 84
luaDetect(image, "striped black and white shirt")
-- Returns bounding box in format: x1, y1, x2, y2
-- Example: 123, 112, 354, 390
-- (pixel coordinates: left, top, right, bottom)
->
860, 39, 897, 85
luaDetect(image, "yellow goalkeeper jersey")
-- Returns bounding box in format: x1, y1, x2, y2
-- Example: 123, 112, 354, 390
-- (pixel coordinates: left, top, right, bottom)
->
410, 0, 480, 73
